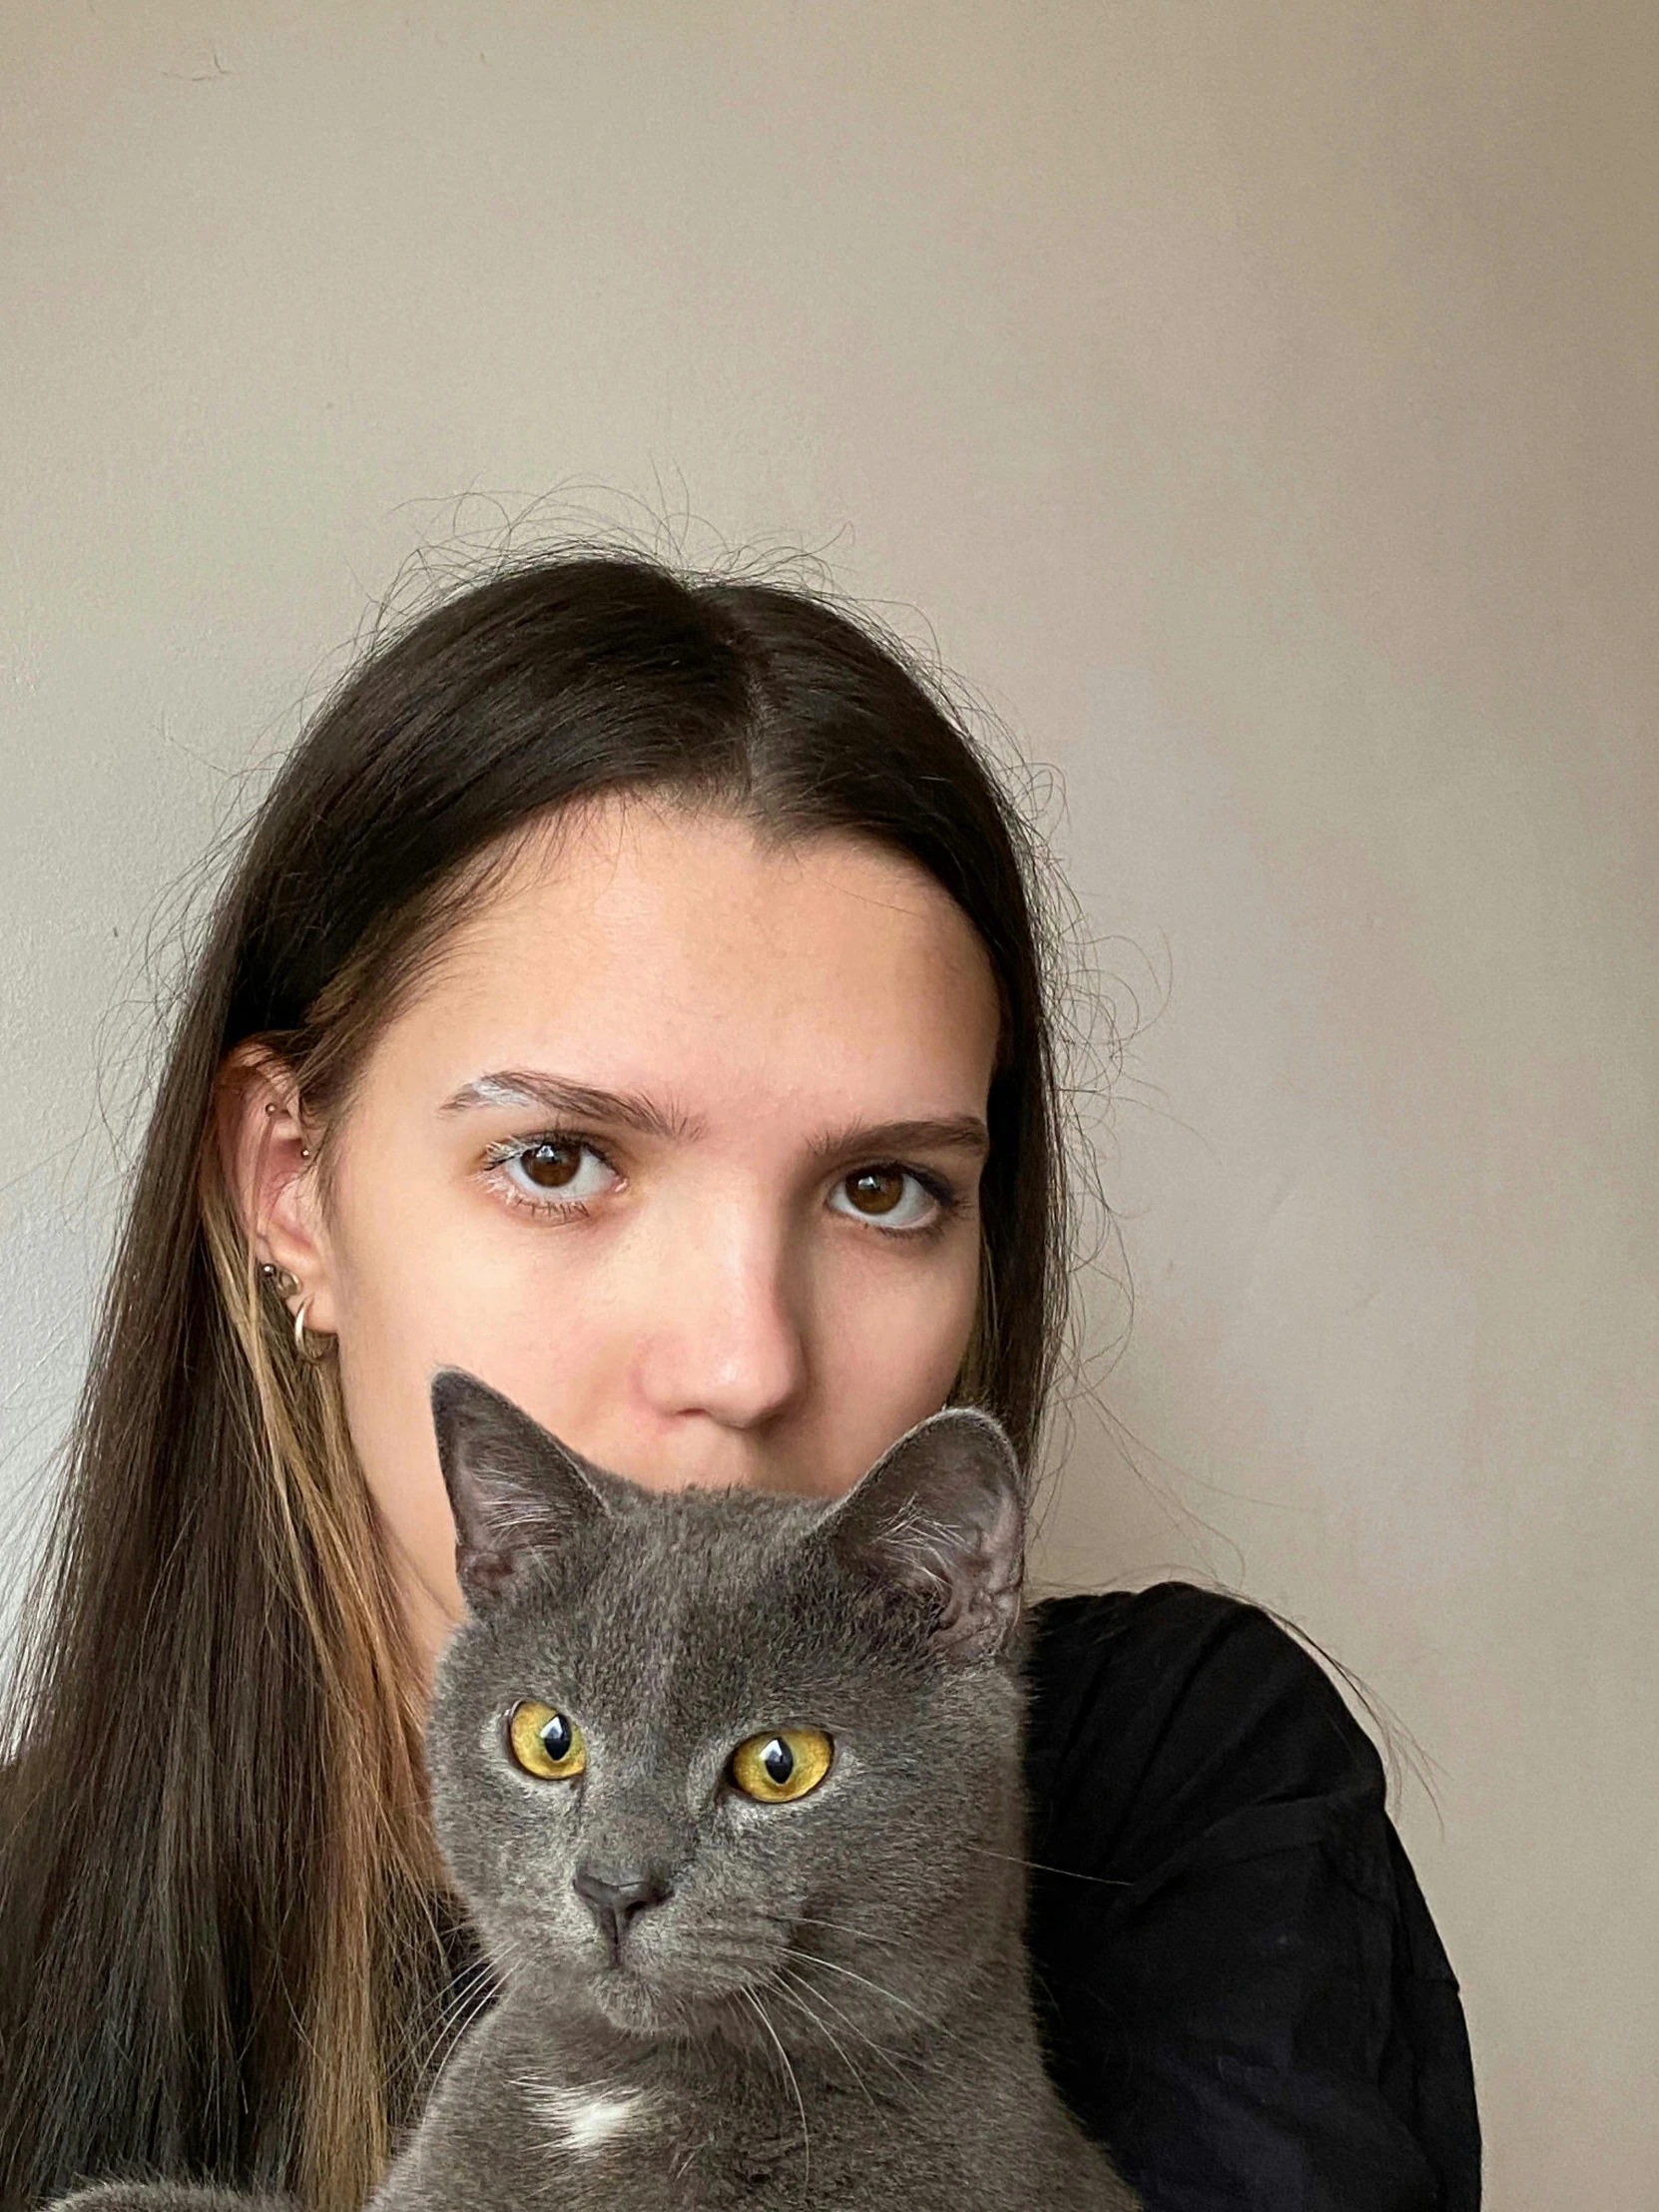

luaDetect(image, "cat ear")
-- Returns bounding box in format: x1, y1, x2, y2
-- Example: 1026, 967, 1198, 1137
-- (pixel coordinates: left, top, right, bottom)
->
430, 1368, 612, 1609
823, 1407, 1024, 1662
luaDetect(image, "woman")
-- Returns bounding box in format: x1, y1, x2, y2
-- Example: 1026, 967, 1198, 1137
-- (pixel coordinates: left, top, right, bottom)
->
0, 554, 1479, 2212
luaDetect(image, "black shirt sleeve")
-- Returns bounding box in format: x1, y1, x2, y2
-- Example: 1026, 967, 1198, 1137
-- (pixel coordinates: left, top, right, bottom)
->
1022, 1585, 1480, 2212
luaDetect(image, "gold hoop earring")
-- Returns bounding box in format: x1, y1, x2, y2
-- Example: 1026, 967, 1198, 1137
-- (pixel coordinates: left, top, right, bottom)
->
293, 1295, 336, 1366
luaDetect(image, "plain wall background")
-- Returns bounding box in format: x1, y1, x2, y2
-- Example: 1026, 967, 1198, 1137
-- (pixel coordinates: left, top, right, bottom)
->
2, 4, 1653, 2202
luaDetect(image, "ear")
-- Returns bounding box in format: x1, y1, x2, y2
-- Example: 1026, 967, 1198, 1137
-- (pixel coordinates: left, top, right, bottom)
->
214, 1047, 338, 1334
430, 1368, 613, 1609
823, 1408, 1025, 1662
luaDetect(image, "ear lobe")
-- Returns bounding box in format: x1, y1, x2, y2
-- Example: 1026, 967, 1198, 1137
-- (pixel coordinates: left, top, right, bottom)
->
824, 1408, 1025, 1662
430, 1368, 611, 1609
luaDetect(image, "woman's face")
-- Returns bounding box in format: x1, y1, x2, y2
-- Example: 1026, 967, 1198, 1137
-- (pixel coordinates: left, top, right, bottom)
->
234, 796, 1000, 1674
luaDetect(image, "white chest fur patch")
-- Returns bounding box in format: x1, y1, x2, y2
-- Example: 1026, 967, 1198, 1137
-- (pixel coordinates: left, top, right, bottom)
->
531, 2083, 652, 2157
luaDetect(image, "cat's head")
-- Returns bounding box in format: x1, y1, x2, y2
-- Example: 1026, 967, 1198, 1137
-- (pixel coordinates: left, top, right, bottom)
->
424, 1368, 1030, 2052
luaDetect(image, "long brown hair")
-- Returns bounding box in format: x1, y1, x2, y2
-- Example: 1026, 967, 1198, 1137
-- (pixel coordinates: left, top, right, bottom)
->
0, 554, 1077, 2212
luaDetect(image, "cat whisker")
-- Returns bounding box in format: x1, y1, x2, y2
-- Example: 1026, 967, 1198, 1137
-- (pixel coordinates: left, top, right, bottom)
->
791, 1952, 937, 2029
685, 1962, 779, 1996
774, 1964, 909, 2109
782, 1967, 913, 2078
965, 1845, 1129, 1887
742, 1986, 812, 2183
770, 1969, 882, 2116
759, 1909, 908, 1955
410, 1968, 493, 2042
396, 1936, 495, 2028
673, 1937, 790, 1987
423, 1986, 492, 2071
393, 1995, 473, 2089
408, 1952, 512, 2089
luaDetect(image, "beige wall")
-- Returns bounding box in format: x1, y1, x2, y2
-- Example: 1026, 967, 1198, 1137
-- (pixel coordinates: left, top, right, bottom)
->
2, 4, 1653, 2201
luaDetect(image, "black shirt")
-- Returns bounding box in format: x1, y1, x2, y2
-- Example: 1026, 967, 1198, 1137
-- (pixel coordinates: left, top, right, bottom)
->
444, 1584, 1480, 2210
1023, 1586, 1479, 2210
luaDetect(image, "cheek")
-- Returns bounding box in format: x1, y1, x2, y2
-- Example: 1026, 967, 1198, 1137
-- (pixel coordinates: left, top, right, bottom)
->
319, 1148, 603, 1622
811, 1237, 983, 1487
331, 1318, 464, 1626
323, 1148, 664, 1618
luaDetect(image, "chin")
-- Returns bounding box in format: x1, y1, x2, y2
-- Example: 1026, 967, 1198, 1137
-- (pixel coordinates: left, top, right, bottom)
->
589, 1966, 693, 2035
588, 1963, 749, 2039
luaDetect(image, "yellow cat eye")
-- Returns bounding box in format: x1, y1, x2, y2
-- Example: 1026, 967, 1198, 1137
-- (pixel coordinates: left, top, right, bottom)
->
507, 1700, 587, 1781
729, 1726, 833, 1805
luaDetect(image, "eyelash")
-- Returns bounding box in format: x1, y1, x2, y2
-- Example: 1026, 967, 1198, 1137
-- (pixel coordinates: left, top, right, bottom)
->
478, 1129, 964, 1240
480, 1130, 620, 1225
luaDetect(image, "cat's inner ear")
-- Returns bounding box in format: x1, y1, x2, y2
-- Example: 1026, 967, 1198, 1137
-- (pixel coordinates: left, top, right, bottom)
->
430, 1368, 611, 1607
824, 1408, 1025, 1662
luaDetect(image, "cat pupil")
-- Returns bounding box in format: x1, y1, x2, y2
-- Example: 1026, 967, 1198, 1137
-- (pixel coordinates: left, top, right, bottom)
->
540, 1712, 573, 1761
762, 1737, 794, 1785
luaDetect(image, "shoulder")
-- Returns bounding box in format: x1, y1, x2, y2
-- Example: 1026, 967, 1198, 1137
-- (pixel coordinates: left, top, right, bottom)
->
1022, 1583, 1387, 1883
1019, 1588, 1481, 2207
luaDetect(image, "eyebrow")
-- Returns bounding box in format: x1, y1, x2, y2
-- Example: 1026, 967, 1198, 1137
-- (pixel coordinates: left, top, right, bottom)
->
806, 1115, 990, 1166
438, 1071, 989, 1163
438, 1071, 701, 1142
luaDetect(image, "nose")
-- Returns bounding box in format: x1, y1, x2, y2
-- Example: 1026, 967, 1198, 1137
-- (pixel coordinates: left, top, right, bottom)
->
636, 1210, 807, 1433
572, 1861, 675, 1953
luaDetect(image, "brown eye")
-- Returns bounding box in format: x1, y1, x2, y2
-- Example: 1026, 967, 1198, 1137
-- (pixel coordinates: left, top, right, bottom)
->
507, 1700, 587, 1781
729, 1726, 833, 1805
842, 1167, 905, 1216
520, 1141, 583, 1190
829, 1165, 941, 1233
493, 1138, 621, 1211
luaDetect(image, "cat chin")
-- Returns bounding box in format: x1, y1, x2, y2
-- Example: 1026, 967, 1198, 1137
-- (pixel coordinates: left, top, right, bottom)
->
582, 1966, 758, 2042
583, 1968, 714, 2038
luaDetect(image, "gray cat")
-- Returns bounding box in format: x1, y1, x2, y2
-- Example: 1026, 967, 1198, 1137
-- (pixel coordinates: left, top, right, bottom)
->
55, 1369, 1137, 2211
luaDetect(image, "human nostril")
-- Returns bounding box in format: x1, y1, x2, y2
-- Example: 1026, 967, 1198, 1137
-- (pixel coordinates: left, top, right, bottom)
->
572, 1863, 674, 1951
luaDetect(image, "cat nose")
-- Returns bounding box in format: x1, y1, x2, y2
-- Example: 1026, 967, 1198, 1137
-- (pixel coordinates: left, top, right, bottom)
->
572, 1862, 675, 1951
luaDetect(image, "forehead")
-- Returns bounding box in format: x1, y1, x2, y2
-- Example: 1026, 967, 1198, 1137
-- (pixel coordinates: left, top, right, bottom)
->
373, 796, 1000, 1121
478, 1497, 922, 1737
